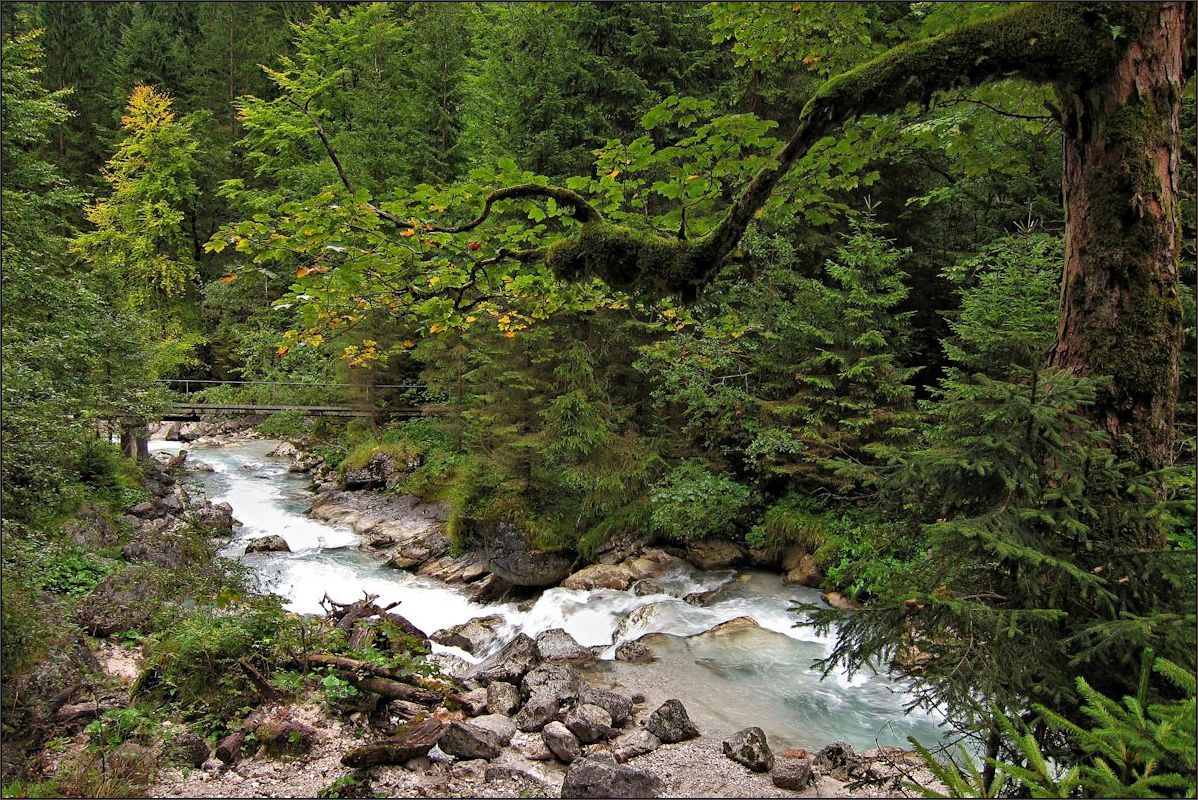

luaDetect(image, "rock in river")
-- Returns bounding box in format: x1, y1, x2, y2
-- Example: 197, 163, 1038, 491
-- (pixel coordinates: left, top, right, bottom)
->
244, 534, 290, 553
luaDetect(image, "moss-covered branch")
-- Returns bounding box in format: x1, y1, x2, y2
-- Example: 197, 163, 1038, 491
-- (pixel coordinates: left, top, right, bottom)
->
546, 2, 1143, 299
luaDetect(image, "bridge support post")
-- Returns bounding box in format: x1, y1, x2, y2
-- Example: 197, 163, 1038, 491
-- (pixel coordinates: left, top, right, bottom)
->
121, 419, 151, 462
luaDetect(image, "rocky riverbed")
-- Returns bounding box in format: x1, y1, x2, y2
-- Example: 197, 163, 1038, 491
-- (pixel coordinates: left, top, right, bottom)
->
129, 421, 948, 797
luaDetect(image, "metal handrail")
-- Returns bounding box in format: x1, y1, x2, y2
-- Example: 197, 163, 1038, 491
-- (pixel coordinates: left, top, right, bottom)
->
154, 379, 427, 389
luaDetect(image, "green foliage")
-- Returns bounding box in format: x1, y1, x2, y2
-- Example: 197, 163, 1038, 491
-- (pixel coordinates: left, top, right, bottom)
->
649, 461, 750, 543
257, 409, 313, 440
33, 552, 111, 597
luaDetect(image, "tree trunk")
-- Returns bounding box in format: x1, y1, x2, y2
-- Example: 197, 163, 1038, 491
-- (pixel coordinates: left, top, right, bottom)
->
120, 420, 150, 462
1049, 3, 1189, 491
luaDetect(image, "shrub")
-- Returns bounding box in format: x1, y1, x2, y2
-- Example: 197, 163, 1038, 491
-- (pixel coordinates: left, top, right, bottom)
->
649, 461, 750, 542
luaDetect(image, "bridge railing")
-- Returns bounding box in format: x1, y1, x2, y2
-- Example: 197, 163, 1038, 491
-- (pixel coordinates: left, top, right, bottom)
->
154, 379, 434, 415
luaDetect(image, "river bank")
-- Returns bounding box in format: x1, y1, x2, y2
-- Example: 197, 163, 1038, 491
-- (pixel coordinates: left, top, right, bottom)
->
117, 424, 950, 797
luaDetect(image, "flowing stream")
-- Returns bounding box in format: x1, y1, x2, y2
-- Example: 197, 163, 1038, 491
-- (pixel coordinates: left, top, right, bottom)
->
151, 438, 947, 753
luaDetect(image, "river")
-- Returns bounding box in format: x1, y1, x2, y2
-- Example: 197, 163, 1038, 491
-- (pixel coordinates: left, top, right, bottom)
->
150, 438, 947, 754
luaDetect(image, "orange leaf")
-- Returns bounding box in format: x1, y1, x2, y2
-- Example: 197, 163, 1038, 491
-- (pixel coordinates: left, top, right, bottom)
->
295, 266, 311, 278
400, 228, 416, 238
219, 274, 238, 284
467, 241, 482, 252
276, 346, 290, 357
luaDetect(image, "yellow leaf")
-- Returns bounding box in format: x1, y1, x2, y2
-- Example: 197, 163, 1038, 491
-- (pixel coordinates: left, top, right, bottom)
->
429, 324, 444, 334
400, 228, 416, 238
402, 340, 415, 349
219, 274, 238, 284
607, 168, 621, 179
465, 316, 477, 324
295, 266, 311, 278
498, 315, 511, 324
428, 276, 440, 286
276, 345, 290, 357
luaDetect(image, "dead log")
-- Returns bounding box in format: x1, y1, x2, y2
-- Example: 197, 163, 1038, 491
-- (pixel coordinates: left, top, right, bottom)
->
215, 730, 246, 763
341, 718, 446, 768
344, 674, 441, 705
238, 658, 280, 701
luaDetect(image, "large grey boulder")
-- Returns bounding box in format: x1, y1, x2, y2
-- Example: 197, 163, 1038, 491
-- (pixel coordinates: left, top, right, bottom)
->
645, 699, 699, 743
685, 538, 746, 570
541, 720, 581, 764
438, 721, 504, 760
564, 704, 615, 744
486, 681, 521, 716
611, 729, 661, 763
478, 519, 573, 587
560, 758, 663, 799
579, 686, 633, 726
513, 692, 559, 733
469, 633, 539, 685
534, 628, 595, 665
244, 534, 290, 553
772, 755, 815, 790
520, 664, 581, 703
431, 614, 505, 654
722, 727, 774, 772
469, 714, 517, 746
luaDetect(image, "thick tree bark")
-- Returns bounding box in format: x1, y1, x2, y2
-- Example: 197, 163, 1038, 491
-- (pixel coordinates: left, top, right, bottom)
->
1049, 3, 1190, 485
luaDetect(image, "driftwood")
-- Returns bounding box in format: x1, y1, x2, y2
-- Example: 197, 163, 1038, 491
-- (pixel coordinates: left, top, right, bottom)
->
344, 674, 441, 705
341, 718, 446, 768
319, 592, 430, 648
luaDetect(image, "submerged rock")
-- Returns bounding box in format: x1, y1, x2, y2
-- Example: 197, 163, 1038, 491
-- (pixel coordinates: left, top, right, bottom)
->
645, 699, 699, 743
722, 726, 774, 772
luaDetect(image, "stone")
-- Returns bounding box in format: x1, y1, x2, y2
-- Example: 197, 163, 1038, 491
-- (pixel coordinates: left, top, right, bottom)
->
469, 633, 538, 685
244, 534, 290, 553
513, 692, 559, 733
698, 616, 761, 637
685, 538, 746, 570
722, 727, 774, 772
427, 653, 474, 681
168, 726, 210, 767
459, 687, 489, 716
579, 686, 632, 726
821, 592, 863, 612
75, 566, 162, 636
155, 492, 185, 513
163, 422, 183, 441
633, 579, 669, 596
564, 703, 615, 744
486, 681, 521, 716
813, 741, 861, 781
533, 628, 594, 665
560, 758, 663, 799
201, 757, 224, 773
469, 714, 517, 746
511, 731, 555, 761
438, 721, 504, 760
469, 573, 511, 604
585, 745, 616, 764
541, 720, 581, 764
520, 664, 582, 703
560, 563, 634, 591
614, 640, 656, 664
611, 729, 660, 763
479, 519, 574, 587
128, 501, 156, 518
269, 442, 299, 459
783, 551, 823, 587
645, 699, 699, 743
772, 755, 814, 790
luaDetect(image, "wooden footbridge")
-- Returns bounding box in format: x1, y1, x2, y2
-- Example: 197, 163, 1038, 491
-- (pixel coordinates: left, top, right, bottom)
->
155, 379, 431, 421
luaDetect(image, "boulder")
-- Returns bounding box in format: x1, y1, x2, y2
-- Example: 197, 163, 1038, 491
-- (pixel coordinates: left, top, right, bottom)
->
486, 681, 521, 716
611, 729, 661, 763
469, 573, 511, 603
685, 538, 746, 570
564, 703, 615, 744
821, 592, 863, 612
561, 758, 663, 799
513, 692, 559, 733
697, 616, 761, 637
269, 441, 299, 459
128, 501, 157, 519
561, 563, 634, 591
469, 714, 517, 746
579, 686, 632, 726
722, 727, 774, 772
427, 653, 474, 681
511, 731, 555, 761
478, 519, 574, 587
614, 640, 656, 664
469, 633, 538, 685
633, 579, 669, 597
520, 664, 581, 703
432, 615, 505, 654
459, 687, 489, 716
121, 536, 187, 568
162, 422, 183, 441
783, 551, 823, 587
541, 720, 581, 764
645, 699, 699, 744
63, 505, 120, 550
438, 720, 504, 760
772, 755, 814, 790
190, 501, 235, 535
533, 628, 594, 665
167, 726, 210, 767
245, 534, 290, 553
813, 741, 861, 781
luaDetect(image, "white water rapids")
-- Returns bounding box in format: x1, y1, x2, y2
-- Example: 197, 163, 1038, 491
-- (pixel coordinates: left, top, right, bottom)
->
151, 438, 947, 753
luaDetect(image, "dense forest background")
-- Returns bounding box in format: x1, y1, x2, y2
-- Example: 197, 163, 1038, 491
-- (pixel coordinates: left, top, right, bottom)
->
2, 2, 1195, 797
